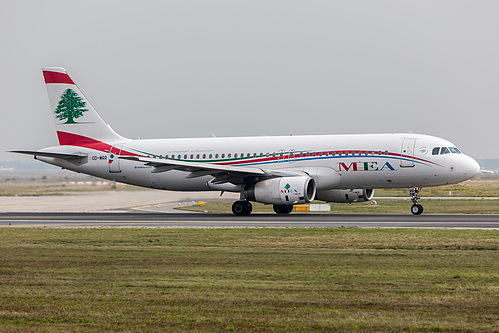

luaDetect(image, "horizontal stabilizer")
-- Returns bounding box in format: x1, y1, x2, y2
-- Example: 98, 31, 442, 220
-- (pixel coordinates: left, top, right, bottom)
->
10, 150, 87, 160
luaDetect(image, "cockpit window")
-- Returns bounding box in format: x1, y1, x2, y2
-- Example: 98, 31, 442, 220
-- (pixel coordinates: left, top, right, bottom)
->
440, 147, 450, 155
432, 146, 462, 155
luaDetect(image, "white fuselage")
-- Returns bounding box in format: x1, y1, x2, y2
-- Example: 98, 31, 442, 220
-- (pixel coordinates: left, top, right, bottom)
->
37, 133, 480, 192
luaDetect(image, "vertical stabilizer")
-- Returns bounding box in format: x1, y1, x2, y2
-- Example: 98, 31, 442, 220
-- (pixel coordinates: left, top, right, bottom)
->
42, 67, 126, 146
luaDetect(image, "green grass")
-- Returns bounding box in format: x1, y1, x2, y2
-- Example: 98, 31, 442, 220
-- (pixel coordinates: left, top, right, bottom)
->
179, 199, 499, 214
0, 228, 498, 332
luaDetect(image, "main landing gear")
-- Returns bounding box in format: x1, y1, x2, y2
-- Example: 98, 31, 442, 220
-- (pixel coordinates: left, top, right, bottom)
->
273, 205, 293, 214
231, 201, 294, 216
410, 186, 423, 215
232, 200, 252, 216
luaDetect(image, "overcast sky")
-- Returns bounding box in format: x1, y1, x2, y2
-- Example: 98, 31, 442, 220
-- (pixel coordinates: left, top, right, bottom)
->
1, 1, 498, 162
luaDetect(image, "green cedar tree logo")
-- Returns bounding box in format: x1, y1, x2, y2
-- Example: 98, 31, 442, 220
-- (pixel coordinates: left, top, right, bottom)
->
284, 183, 291, 191
55, 88, 88, 124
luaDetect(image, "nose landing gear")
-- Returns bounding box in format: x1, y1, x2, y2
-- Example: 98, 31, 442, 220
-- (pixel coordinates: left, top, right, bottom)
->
410, 186, 423, 215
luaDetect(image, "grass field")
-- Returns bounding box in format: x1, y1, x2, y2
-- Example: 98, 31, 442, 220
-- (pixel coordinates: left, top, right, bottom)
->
178, 199, 499, 215
0, 228, 497, 332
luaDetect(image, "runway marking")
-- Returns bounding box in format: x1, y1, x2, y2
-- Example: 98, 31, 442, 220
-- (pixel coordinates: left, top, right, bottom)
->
1, 219, 497, 225
130, 205, 169, 213
131, 201, 203, 213
131, 202, 168, 210
0, 219, 269, 224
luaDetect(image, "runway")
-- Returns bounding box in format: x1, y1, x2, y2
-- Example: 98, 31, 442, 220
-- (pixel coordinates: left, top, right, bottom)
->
1, 212, 499, 228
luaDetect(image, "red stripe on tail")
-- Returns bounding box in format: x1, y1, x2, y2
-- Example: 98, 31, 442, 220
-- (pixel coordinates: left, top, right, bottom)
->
43, 71, 75, 84
56, 131, 139, 156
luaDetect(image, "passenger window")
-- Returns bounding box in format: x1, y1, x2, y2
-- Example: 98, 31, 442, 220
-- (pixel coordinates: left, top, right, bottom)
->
190, 154, 193, 159
234, 153, 238, 158
215, 154, 219, 158
222, 153, 225, 158
165, 155, 169, 159
208, 154, 212, 159
184, 154, 187, 159
228, 153, 232, 158
441, 147, 450, 155
196, 154, 200, 159
202, 154, 206, 159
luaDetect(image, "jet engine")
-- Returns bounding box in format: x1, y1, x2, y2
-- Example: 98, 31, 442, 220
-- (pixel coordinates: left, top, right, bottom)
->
244, 176, 316, 205
316, 189, 374, 203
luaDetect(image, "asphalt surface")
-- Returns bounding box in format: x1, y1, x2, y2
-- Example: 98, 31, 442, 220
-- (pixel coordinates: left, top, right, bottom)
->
1, 212, 499, 228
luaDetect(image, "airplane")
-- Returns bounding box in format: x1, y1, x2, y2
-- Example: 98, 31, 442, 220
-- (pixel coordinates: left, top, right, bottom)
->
11, 67, 480, 216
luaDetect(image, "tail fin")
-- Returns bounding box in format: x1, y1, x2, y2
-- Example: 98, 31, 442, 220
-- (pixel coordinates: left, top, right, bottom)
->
42, 67, 126, 146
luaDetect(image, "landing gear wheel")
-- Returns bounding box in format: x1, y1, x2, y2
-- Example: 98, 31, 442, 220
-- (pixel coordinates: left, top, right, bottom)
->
273, 204, 293, 214
245, 201, 253, 215
232, 201, 252, 216
411, 204, 423, 215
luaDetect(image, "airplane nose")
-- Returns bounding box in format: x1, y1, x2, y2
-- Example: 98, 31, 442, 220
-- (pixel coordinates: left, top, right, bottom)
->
464, 156, 480, 179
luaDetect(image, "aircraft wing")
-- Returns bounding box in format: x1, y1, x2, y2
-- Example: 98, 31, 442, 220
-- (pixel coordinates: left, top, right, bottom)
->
120, 156, 302, 184
10, 150, 87, 160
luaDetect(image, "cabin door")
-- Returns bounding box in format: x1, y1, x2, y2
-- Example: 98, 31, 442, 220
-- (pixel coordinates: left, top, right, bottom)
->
278, 149, 295, 164
108, 146, 122, 173
400, 139, 416, 167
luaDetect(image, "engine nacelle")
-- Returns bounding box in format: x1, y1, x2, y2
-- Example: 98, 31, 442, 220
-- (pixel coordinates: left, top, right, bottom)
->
244, 176, 316, 205
316, 189, 374, 203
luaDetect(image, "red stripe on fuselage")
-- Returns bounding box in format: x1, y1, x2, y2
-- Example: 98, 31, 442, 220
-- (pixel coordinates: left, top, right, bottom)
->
56, 131, 139, 156
43, 71, 75, 84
